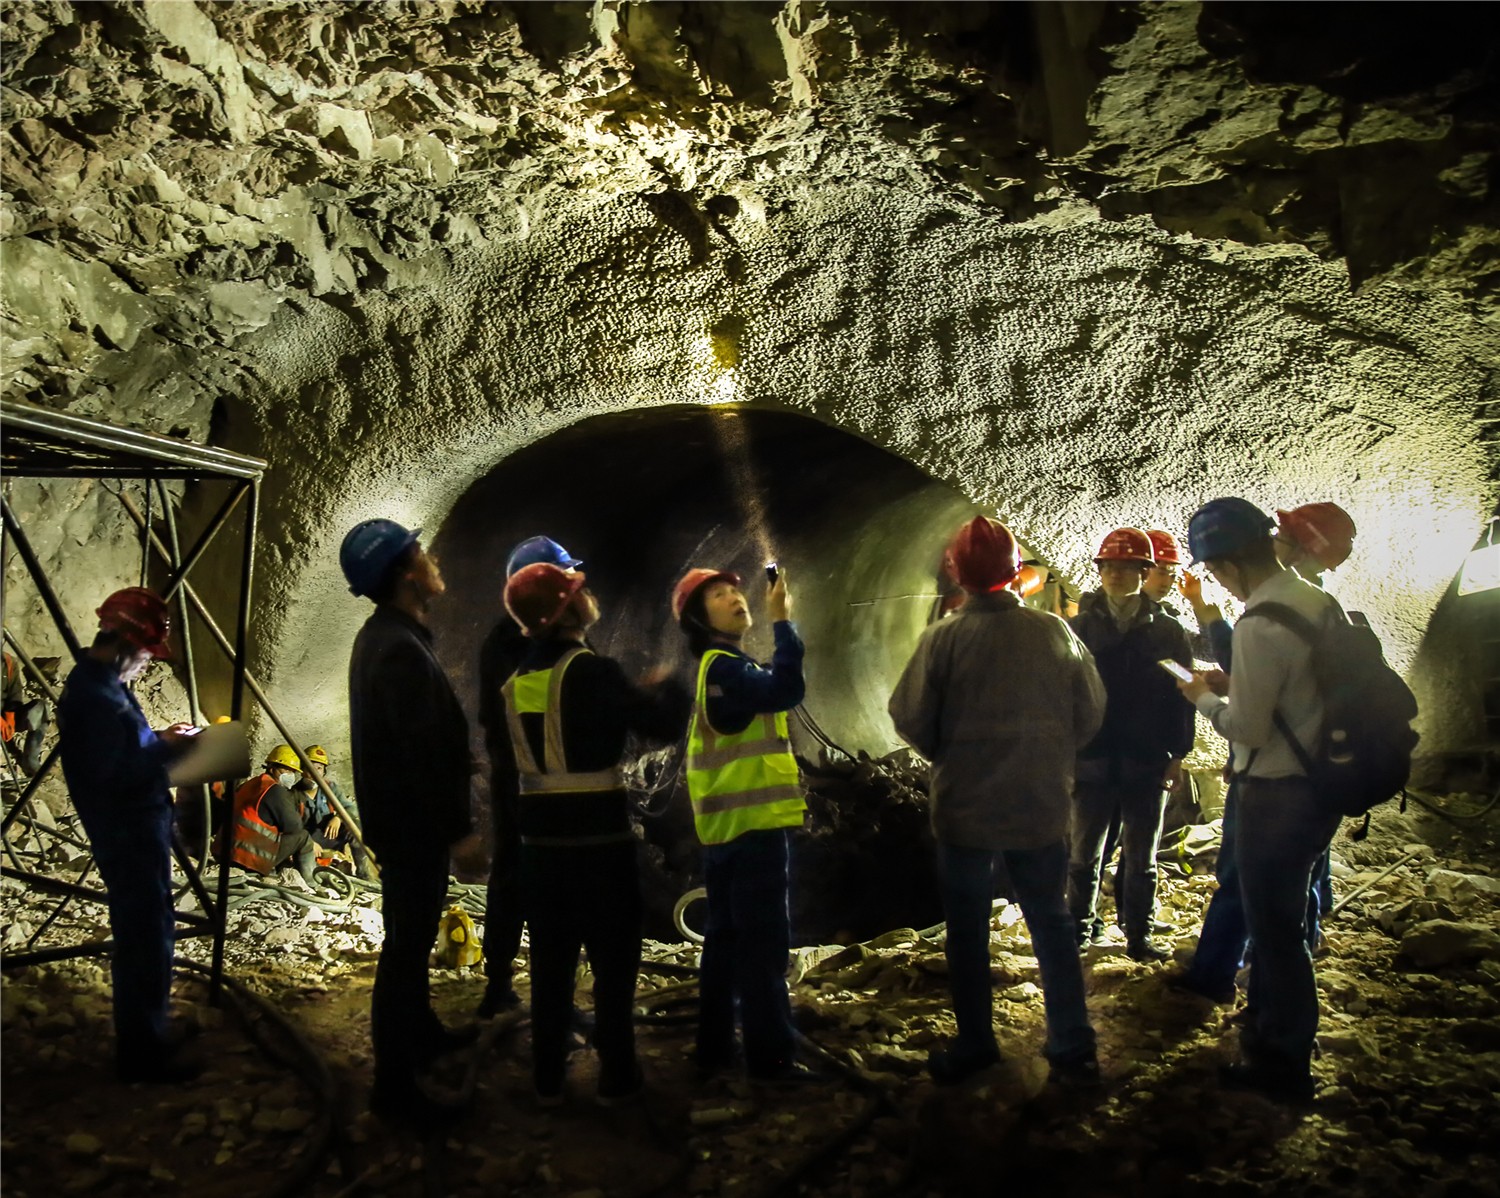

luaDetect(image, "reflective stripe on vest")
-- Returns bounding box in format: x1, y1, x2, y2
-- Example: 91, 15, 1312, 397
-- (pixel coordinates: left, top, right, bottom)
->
685, 649, 805, 845
229, 773, 282, 874
501, 647, 624, 795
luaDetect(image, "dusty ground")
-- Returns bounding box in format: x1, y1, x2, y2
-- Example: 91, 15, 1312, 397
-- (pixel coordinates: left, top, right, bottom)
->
4, 785, 1499, 1198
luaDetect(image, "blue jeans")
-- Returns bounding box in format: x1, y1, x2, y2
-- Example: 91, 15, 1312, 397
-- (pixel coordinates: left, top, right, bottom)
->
1068, 772, 1166, 943
82, 803, 177, 1071
1185, 781, 1248, 991
1188, 782, 1336, 994
697, 829, 796, 1076
939, 840, 1095, 1064
1236, 777, 1341, 1071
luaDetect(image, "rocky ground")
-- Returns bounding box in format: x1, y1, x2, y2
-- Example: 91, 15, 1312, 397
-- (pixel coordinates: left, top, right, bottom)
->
3, 774, 1498, 1198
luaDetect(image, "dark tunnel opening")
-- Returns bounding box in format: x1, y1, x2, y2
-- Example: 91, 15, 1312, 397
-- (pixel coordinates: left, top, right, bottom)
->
427, 404, 1042, 944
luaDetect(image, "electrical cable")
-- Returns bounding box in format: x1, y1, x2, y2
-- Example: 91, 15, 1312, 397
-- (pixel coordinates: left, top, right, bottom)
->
1404, 783, 1500, 823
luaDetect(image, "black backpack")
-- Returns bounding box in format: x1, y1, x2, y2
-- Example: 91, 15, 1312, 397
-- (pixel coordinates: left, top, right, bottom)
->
1240, 600, 1419, 821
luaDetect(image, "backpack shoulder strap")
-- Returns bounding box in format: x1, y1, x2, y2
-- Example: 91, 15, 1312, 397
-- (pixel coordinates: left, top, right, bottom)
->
1239, 600, 1320, 644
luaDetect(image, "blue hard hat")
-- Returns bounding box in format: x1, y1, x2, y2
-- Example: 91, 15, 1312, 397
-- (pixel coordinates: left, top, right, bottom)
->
340, 519, 421, 597
1186, 498, 1275, 564
505, 535, 581, 578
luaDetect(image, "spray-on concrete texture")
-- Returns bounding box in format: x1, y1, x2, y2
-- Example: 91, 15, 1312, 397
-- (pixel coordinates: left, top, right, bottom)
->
2, 2, 1497, 758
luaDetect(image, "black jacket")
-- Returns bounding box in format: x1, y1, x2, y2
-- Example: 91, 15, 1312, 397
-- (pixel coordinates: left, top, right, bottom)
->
1070, 591, 1196, 772
348, 605, 472, 859
477, 614, 528, 811
495, 637, 690, 845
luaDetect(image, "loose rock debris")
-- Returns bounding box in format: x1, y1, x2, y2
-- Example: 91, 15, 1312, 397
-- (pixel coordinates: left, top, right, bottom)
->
3, 787, 1499, 1198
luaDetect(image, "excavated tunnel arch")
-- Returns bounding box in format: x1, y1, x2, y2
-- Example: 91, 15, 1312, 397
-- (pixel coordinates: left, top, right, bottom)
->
424, 403, 1033, 941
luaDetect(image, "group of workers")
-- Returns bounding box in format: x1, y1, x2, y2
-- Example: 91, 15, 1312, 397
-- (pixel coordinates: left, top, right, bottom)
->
50, 488, 1357, 1118
222, 741, 373, 887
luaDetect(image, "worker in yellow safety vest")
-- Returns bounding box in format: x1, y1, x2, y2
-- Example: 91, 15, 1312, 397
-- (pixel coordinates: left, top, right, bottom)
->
501, 562, 689, 1106
672, 565, 817, 1086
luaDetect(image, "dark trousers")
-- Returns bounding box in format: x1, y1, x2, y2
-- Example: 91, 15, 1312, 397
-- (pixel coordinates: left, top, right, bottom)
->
1187, 781, 1335, 995
483, 793, 525, 989
308, 795, 371, 871
371, 844, 450, 1087
1237, 777, 1341, 1072
697, 828, 796, 1077
1068, 771, 1167, 942
523, 841, 641, 1095
940, 840, 1096, 1064
83, 803, 176, 1071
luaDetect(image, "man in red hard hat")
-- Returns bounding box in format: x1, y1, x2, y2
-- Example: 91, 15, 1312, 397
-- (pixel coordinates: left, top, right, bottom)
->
498, 563, 688, 1106
1275, 502, 1356, 584
674, 562, 812, 1085
1067, 528, 1196, 961
891, 516, 1105, 1085
57, 588, 202, 1083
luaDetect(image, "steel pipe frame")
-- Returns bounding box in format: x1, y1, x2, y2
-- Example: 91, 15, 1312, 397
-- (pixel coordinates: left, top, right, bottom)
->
117, 490, 375, 868
1, 430, 262, 1001
0, 924, 214, 972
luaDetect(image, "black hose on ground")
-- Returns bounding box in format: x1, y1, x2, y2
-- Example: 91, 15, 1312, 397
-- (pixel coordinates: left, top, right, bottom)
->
172, 959, 345, 1198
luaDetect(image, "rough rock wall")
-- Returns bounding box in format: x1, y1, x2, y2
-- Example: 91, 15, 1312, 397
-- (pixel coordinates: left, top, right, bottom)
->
3, 1, 1497, 755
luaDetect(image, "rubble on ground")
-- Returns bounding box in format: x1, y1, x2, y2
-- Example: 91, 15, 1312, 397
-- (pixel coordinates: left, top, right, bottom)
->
3, 780, 1498, 1197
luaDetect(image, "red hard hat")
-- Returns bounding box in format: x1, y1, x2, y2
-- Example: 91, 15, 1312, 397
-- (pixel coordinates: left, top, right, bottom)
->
96, 588, 172, 658
1145, 529, 1182, 567
1094, 527, 1155, 565
945, 516, 1020, 593
671, 568, 741, 623
504, 563, 587, 633
1276, 503, 1356, 571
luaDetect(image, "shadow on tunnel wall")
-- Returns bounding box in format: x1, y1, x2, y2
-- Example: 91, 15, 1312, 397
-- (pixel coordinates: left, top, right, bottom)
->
427, 403, 987, 941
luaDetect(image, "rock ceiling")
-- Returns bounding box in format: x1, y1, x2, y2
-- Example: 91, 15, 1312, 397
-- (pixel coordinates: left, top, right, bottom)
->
1, 1, 1497, 749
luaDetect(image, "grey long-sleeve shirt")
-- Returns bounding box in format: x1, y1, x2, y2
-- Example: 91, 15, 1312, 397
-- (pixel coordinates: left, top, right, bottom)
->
1192, 568, 1331, 779
889, 590, 1106, 851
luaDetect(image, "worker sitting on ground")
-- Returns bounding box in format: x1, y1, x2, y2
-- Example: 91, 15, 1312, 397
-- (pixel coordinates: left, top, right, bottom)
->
226, 744, 320, 888
500, 562, 689, 1106
296, 744, 376, 881
3, 649, 53, 779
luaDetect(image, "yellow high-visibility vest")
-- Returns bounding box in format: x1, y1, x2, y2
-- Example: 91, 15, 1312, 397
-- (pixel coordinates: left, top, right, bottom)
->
685, 649, 805, 846
501, 647, 623, 796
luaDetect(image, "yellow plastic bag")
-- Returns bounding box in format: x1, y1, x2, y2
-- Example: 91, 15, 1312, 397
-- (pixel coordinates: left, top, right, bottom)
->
435, 904, 483, 969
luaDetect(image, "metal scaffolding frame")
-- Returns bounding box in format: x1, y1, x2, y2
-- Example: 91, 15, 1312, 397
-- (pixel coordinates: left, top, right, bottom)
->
1, 398, 266, 994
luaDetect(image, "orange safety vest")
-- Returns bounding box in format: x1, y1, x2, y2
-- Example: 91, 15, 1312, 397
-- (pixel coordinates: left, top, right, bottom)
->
227, 773, 284, 874
1, 654, 16, 743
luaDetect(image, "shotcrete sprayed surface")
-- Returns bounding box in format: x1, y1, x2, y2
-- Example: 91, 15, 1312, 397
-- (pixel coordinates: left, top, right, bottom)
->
233, 188, 1490, 757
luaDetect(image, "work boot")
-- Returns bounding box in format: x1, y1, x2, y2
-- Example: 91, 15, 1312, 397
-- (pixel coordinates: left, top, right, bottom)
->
355, 857, 379, 883
1126, 936, 1171, 963
476, 983, 522, 1019
371, 1079, 469, 1132
1164, 971, 1236, 1004
118, 1047, 204, 1086
927, 1040, 1001, 1086
1047, 1054, 1102, 1088
415, 1021, 480, 1064
295, 849, 319, 889
1218, 1061, 1315, 1104
597, 1062, 645, 1107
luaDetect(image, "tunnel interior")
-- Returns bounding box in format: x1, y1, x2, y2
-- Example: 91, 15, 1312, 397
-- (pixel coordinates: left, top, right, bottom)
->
428, 403, 1023, 942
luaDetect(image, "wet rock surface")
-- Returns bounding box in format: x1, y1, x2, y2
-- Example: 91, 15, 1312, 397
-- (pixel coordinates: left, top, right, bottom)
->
4, 781, 1497, 1198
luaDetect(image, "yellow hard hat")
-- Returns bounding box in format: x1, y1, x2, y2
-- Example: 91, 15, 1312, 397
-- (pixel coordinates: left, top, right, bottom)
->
306, 744, 330, 767
264, 744, 300, 771
213, 715, 233, 725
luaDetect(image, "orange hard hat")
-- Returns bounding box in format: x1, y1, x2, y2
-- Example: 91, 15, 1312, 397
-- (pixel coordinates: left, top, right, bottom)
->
1013, 563, 1047, 598
1094, 527, 1155, 565
505, 563, 587, 633
1276, 503, 1356, 571
945, 517, 1020, 593
1145, 530, 1182, 567
671, 568, 741, 623
96, 587, 172, 658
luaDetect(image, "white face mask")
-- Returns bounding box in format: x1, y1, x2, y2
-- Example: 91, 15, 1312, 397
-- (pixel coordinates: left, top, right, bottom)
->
276, 771, 298, 790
